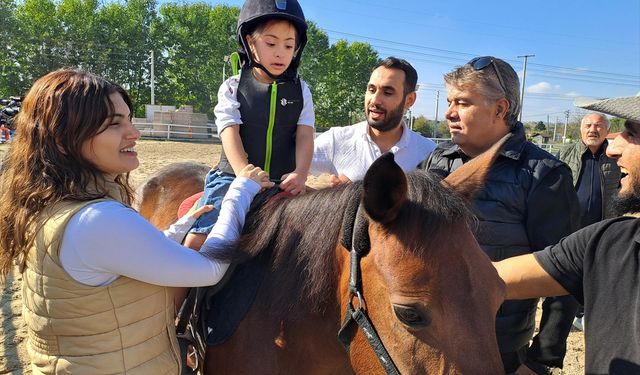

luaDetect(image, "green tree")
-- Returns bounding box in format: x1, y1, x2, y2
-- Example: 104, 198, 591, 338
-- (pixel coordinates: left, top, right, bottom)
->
12, 0, 63, 92
411, 115, 441, 138
609, 117, 624, 133
535, 121, 546, 131
0, 0, 21, 97
154, 3, 238, 117
5, 0, 158, 116
95, 0, 158, 116
57, 0, 100, 70
1, 2, 382, 123
298, 21, 329, 103
314, 40, 378, 126
412, 115, 429, 134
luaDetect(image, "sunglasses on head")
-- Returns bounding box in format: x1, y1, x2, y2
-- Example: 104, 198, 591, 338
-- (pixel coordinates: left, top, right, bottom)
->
468, 56, 507, 95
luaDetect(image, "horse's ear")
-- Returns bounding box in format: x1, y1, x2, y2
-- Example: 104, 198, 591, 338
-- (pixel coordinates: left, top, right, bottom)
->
442, 133, 510, 201
362, 152, 408, 224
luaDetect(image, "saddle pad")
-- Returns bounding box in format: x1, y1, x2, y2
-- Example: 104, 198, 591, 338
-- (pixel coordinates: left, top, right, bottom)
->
189, 187, 292, 346
178, 191, 204, 218
199, 253, 269, 346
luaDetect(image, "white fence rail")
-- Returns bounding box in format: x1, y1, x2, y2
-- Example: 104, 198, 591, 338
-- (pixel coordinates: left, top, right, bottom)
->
132, 121, 574, 157
133, 121, 217, 141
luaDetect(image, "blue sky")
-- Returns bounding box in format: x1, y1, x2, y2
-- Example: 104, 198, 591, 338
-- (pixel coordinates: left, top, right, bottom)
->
206, 0, 640, 123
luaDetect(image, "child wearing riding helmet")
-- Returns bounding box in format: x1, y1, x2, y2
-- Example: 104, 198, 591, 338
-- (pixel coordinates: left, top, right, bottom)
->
184, 0, 315, 250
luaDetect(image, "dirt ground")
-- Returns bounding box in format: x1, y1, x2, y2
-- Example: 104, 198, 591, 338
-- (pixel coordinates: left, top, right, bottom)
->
0, 140, 585, 374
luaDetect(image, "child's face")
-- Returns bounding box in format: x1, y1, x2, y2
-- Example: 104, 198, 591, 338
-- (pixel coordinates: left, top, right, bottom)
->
247, 19, 297, 81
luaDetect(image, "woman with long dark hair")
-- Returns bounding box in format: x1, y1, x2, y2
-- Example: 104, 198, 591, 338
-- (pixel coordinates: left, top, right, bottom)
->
0, 69, 272, 374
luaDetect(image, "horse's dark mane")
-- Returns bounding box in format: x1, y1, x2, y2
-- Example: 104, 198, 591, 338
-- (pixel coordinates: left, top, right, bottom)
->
210, 171, 474, 318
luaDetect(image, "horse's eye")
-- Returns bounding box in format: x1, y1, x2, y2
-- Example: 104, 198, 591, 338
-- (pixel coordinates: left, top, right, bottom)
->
393, 305, 431, 327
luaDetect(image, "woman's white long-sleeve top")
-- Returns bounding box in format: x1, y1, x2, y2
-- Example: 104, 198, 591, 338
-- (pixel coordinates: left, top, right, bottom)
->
59, 177, 260, 287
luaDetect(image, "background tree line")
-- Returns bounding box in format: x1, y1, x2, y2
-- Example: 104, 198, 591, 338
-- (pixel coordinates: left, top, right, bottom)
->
0, 0, 379, 127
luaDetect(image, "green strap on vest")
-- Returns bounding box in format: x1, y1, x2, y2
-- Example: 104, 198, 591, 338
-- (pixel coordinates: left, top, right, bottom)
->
264, 82, 278, 174
230, 52, 240, 76
227, 51, 281, 177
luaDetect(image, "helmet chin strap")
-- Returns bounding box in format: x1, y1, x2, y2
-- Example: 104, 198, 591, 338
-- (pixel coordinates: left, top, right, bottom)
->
251, 62, 281, 82
248, 58, 298, 82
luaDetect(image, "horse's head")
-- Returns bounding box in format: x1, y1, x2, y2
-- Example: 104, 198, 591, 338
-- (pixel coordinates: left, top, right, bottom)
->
346, 143, 507, 374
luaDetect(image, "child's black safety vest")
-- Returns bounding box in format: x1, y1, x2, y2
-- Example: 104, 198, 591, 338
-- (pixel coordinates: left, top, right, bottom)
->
217, 67, 304, 181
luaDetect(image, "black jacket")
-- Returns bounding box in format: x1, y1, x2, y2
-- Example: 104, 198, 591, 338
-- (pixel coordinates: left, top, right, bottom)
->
558, 140, 620, 220
421, 123, 580, 353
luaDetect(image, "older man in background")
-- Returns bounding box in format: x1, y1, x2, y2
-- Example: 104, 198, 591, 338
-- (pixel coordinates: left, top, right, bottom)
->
557, 112, 621, 330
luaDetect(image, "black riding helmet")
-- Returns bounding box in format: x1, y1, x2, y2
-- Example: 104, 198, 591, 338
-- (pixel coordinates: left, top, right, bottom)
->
237, 0, 307, 80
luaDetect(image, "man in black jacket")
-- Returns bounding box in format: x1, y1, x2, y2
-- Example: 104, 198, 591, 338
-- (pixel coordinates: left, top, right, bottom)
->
559, 113, 621, 227
419, 56, 580, 374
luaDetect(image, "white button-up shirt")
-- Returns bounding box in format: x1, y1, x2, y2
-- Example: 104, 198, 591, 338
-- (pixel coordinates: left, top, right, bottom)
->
310, 121, 436, 181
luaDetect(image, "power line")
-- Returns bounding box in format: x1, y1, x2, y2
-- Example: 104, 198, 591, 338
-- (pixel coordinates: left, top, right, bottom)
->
324, 29, 640, 86
321, 1, 640, 48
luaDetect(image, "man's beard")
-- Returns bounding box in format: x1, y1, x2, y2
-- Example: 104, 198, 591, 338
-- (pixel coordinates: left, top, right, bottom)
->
612, 189, 640, 216
367, 101, 405, 132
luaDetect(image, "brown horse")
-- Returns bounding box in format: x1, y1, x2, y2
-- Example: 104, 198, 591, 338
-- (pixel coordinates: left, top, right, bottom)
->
136, 141, 508, 374
133, 161, 210, 230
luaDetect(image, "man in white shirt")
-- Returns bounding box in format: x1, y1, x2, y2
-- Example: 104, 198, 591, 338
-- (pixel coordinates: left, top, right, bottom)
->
310, 57, 436, 184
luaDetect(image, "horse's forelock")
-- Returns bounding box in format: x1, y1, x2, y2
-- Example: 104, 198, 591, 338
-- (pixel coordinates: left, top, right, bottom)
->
386, 171, 476, 257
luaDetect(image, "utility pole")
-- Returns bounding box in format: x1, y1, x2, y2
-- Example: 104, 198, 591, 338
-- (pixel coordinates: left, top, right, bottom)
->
150, 50, 155, 105
517, 54, 535, 121
563, 110, 570, 143
554, 117, 558, 142
433, 90, 440, 138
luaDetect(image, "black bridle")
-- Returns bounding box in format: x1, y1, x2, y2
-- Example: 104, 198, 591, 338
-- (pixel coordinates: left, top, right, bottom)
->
337, 199, 400, 375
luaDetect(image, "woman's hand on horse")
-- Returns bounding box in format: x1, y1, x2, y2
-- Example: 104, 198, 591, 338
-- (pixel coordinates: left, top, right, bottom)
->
329, 174, 352, 187
238, 164, 274, 190
279, 171, 307, 196
188, 204, 214, 220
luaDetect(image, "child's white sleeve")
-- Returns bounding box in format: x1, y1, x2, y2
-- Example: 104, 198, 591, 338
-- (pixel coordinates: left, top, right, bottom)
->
163, 215, 197, 243
298, 80, 315, 128
200, 177, 260, 256
214, 74, 242, 135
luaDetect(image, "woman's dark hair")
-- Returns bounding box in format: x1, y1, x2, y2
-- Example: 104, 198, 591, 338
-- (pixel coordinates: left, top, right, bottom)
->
0, 69, 134, 276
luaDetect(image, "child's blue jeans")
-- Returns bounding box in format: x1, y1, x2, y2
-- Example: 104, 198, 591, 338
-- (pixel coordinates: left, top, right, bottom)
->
189, 169, 235, 234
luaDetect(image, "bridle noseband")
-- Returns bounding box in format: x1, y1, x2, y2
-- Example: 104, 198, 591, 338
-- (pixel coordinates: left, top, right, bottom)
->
337, 198, 400, 375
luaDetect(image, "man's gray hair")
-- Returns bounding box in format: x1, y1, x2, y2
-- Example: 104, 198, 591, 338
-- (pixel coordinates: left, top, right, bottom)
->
444, 57, 521, 127
581, 112, 610, 129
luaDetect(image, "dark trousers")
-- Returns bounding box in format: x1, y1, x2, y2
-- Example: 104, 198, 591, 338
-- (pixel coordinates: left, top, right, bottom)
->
528, 295, 580, 368
501, 345, 528, 373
